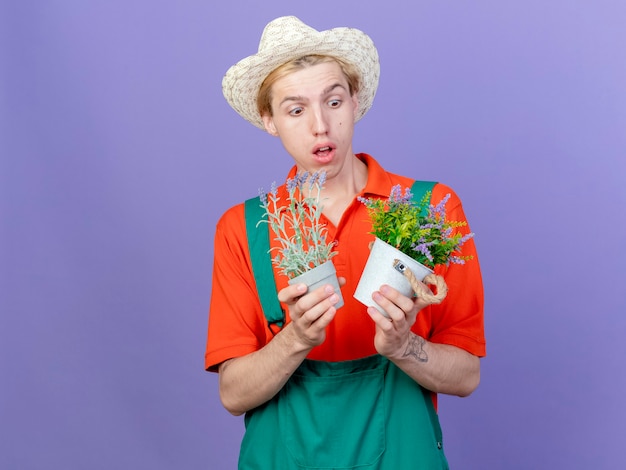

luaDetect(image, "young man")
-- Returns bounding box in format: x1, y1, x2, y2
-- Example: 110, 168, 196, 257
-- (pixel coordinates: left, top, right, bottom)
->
205, 16, 486, 469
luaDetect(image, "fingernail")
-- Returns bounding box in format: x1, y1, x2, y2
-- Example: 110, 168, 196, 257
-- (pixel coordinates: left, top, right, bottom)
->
297, 284, 308, 292
325, 285, 334, 294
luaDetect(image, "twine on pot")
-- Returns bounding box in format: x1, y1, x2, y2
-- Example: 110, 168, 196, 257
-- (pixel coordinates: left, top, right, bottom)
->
392, 259, 448, 305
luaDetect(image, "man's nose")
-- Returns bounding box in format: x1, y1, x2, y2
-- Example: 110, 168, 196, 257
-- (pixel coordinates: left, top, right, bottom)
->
311, 107, 329, 136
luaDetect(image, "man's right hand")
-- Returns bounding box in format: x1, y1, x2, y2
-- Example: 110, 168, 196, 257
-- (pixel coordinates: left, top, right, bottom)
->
277, 280, 343, 350
218, 278, 343, 416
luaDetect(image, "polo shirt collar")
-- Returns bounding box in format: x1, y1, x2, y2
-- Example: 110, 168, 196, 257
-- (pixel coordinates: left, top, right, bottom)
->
281, 153, 395, 200
357, 153, 396, 198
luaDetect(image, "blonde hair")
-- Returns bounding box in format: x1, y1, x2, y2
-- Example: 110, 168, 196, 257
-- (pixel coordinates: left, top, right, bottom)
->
256, 55, 361, 117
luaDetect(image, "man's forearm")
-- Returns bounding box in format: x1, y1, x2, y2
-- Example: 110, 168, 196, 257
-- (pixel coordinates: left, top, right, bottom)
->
390, 333, 480, 397
217, 323, 312, 415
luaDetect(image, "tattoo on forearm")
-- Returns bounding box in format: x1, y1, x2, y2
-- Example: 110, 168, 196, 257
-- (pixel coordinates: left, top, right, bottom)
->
403, 335, 429, 363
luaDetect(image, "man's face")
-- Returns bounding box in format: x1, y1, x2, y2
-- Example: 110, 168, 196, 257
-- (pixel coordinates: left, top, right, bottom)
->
262, 61, 359, 175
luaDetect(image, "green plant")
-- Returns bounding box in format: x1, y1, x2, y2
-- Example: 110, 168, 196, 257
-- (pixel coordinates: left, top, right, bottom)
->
258, 171, 337, 279
358, 185, 474, 269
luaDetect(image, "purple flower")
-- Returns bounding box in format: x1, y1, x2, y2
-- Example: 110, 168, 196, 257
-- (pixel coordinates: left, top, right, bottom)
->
459, 232, 474, 245
389, 184, 402, 203
401, 187, 413, 204
429, 193, 451, 219
296, 171, 309, 188
258, 187, 267, 205
388, 185, 414, 205
412, 241, 435, 263
318, 170, 327, 187
286, 177, 297, 193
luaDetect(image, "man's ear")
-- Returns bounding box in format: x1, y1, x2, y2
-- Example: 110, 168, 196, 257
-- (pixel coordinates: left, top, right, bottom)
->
262, 114, 278, 136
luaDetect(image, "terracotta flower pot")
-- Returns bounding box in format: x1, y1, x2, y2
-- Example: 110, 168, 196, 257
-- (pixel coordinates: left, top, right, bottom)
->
354, 238, 433, 316
288, 260, 344, 309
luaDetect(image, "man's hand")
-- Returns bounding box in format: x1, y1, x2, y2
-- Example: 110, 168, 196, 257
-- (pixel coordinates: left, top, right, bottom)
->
218, 277, 345, 416
277, 278, 344, 350
366, 282, 480, 397
366, 283, 425, 359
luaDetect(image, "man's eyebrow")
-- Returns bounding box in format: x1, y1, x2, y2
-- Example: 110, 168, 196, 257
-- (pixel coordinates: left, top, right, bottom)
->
278, 95, 304, 107
278, 83, 348, 107
324, 83, 347, 95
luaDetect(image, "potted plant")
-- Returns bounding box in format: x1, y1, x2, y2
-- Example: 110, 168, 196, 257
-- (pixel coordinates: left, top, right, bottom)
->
354, 184, 474, 314
258, 170, 344, 308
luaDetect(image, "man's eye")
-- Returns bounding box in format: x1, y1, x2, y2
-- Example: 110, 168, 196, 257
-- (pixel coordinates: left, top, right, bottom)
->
289, 107, 303, 116
328, 99, 341, 108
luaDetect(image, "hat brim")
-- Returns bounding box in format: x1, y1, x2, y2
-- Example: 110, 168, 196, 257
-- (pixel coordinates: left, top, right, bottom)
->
222, 25, 380, 130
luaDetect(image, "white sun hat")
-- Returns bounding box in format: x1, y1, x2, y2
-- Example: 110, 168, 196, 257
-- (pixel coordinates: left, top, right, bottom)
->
222, 16, 380, 130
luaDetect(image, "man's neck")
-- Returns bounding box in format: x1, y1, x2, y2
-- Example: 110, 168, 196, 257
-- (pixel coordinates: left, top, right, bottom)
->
318, 155, 368, 226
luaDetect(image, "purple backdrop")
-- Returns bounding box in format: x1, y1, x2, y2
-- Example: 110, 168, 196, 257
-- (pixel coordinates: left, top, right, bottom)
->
2, 1, 625, 469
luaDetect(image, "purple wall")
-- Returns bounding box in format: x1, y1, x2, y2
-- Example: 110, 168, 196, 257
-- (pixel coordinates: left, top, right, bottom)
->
2, 1, 625, 468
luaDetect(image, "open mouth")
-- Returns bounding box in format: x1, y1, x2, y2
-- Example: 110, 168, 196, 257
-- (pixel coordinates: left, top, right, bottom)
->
315, 146, 332, 156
